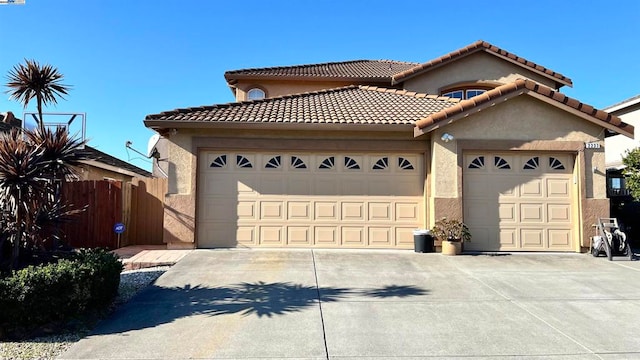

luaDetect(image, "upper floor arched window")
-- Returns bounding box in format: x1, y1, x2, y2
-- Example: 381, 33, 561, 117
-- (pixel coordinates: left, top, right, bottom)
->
442, 88, 487, 100
247, 88, 266, 100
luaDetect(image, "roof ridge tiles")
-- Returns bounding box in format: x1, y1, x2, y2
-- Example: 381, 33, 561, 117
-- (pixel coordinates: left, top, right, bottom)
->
224, 59, 419, 76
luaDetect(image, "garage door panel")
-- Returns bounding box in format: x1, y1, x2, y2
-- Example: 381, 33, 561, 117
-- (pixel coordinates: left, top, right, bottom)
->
238, 180, 257, 196
198, 152, 424, 248
259, 226, 283, 245
342, 202, 365, 221
288, 201, 311, 220
259, 174, 286, 194
288, 176, 312, 195
464, 176, 489, 198
465, 226, 491, 251
548, 204, 571, 222
315, 227, 338, 246
394, 178, 423, 196
395, 202, 419, 222
465, 200, 495, 226
342, 227, 365, 247
548, 229, 572, 248
237, 201, 256, 221
198, 223, 237, 248
342, 180, 366, 196
521, 229, 544, 248
520, 179, 543, 197
520, 203, 544, 223
499, 228, 517, 248
260, 201, 284, 220
314, 177, 340, 195
368, 203, 391, 221
287, 226, 311, 246
498, 203, 516, 223
547, 178, 571, 198
369, 227, 392, 247
395, 228, 415, 247
203, 174, 233, 196
237, 226, 256, 246
315, 202, 338, 221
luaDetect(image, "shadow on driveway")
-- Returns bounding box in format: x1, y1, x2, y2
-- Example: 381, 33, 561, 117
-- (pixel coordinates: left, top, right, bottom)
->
92, 282, 428, 335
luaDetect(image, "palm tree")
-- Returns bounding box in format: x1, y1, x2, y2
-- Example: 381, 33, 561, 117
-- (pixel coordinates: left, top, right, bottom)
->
5, 59, 70, 129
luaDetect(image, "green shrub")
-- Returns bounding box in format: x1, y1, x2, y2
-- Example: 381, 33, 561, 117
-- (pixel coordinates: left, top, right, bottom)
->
0, 248, 123, 339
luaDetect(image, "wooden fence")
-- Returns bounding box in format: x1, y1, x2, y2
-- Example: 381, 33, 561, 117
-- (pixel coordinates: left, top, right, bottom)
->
61, 177, 167, 249
122, 178, 167, 246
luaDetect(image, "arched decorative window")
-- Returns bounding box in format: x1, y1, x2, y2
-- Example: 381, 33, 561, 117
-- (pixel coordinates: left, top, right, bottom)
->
210, 155, 227, 168
372, 157, 389, 170
265, 156, 281, 169
319, 156, 335, 169
398, 157, 414, 170
523, 157, 539, 170
344, 156, 360, 170
468, 156, 485, 169
291, 156, 307, 169
549, 157, 565, 170
442, 88, 488, 100
494, 156, 511, 170
236, 155, 253, 168
247, 88, 265, 100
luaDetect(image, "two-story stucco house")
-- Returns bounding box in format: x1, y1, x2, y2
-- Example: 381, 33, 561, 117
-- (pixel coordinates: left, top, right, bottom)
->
144, 40, 634, 252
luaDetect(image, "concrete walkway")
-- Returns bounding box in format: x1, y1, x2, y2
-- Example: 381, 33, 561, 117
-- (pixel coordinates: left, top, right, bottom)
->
112, 245, 193, 270
61, 250, 640, 359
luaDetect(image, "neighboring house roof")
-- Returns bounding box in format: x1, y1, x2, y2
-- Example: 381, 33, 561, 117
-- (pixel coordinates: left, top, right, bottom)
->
415, 79, 633, 138
0, 111, 22, 132
604, 94, 640, 114
224, 60, 420, 84
80, 145, 152, 178
391, 40, 573, 88
145, 85, 459, 127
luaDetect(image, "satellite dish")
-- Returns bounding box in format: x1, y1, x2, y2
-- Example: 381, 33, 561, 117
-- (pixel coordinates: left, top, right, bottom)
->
147, 134, 161, 158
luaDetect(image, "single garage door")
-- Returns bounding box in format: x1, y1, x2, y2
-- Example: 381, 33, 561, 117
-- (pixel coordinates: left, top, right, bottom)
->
198, 152, 424, 248
463, 152, 574, 251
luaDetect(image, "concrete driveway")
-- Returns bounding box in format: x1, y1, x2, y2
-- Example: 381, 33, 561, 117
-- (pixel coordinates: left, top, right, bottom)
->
60, 249, 640, 359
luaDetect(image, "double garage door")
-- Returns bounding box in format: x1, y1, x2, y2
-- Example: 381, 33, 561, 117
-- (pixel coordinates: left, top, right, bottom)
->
197, 152, 424, 248
463, 152, 575, 252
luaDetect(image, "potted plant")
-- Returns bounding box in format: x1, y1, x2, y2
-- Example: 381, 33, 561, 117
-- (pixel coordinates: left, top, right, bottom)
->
431, 218, 471, 255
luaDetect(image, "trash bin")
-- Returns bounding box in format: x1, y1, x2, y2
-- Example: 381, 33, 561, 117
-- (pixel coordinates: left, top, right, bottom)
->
413, 229, 433, 253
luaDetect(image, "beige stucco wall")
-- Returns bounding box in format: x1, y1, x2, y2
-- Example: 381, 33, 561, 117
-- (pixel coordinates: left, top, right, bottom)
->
428, 95, 606, 250
162, 127, 424, 247
234, 79, 363, 101
403, 52, 559, 95
430, 95, 604, 201
605, 103, 640, 167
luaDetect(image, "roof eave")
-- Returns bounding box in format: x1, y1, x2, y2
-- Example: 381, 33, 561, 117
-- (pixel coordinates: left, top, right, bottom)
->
413, 89, 634, 139
144, 120, 416, 133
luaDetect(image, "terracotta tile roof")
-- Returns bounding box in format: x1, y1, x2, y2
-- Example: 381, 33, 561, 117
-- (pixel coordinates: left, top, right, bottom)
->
224, 60, 420, 84
81, 146, 152, 177
415, 79, 633, 138
145, 86, 459, 126
392, 40, 573, 88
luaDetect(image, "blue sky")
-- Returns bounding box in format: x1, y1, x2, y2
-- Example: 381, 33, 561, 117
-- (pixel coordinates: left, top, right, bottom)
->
1, 1, 638, 171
